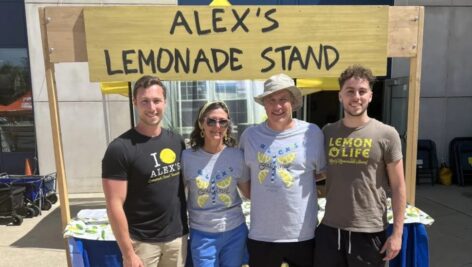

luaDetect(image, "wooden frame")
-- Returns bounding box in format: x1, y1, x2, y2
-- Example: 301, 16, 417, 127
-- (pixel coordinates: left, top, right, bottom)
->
38, 6, 424, 266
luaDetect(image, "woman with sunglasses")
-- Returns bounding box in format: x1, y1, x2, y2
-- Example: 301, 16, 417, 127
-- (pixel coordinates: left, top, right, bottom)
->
182, 101, 250, 267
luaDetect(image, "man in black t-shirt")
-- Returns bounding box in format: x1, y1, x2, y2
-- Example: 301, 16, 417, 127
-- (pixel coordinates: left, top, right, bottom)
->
102, 75, 188, 267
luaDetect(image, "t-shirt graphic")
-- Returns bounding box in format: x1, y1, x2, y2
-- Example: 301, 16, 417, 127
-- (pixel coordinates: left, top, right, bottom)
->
194, 166, 234, 208
182, 147, 248, 233
148, 148, 181, 183
327, 137, 373, 165
257, 143, 298, 188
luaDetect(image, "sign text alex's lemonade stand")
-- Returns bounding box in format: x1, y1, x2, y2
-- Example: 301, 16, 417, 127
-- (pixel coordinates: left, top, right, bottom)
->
84, 6, 388, 81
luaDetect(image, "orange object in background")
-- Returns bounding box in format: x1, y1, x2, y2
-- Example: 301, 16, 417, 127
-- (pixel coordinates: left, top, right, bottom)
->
24, 158, 32, 175
0, 91, 32, 112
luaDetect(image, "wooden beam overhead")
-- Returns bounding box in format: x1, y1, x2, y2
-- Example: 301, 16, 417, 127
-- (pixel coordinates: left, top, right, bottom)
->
44, 6, 422, 63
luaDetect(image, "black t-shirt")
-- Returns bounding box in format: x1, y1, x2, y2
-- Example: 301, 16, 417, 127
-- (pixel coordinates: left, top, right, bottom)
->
102, 128, 189, 242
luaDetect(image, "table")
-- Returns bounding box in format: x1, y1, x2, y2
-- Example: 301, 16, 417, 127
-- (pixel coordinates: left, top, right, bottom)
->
64, 209, 121, 267
64, 200, 434, 267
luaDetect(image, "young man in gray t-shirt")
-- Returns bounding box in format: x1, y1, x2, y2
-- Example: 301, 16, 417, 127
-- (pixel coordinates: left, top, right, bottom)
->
314, 65, 406, 267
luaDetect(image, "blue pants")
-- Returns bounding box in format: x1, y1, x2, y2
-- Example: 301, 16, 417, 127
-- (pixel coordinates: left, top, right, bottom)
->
189, 223, 248, 267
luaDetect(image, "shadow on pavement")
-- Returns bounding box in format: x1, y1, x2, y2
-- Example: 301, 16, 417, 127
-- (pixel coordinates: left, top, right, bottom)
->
10, 198, 106, 250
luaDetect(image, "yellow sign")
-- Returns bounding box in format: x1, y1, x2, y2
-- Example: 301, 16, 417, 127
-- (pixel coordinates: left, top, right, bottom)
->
84, 6, 388, 82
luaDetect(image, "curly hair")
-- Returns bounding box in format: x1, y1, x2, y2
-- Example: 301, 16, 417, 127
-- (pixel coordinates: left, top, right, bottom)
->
338, 65, 376, 89
189, 101, 237, 150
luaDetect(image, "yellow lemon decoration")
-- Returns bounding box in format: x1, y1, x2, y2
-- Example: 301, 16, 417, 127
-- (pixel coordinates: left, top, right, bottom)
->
258, 169, 268, 184
196, 176, 209, 189
197, 194, 209, 208
278, 168, 294, 188
219, 194, 232, 207
277, 152, 296, 165
160, 148, 176, 164
216, 176, 232, 189
257, 152, 271, 163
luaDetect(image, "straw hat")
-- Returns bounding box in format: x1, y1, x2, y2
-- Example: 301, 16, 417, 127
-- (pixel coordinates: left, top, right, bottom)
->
254, 73, 303, 110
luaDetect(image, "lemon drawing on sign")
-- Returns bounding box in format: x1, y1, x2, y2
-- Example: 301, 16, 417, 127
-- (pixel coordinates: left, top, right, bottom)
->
196, 176, 209, 189
257, 152, 271, 163
197, 194, 210, 208
216, 176, 232, 189
258, 169, 268, 184
160, 148, 176, 164
277, 152, 296, 165
278, 168, 294, 188
219, 194, 232, 207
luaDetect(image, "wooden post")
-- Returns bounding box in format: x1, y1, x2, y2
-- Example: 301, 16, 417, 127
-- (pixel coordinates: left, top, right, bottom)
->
39, 8, 72, 267
405, 7, 424, 205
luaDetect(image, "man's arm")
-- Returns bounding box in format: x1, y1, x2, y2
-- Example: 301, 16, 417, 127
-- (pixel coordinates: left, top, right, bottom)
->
237, 181, 250, 199
315, 171, 326, 182
381, 159, 406, 261
102, 178, 143, 267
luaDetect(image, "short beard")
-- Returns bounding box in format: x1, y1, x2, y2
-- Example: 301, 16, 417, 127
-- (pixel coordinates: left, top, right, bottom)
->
344, 107, 368, 117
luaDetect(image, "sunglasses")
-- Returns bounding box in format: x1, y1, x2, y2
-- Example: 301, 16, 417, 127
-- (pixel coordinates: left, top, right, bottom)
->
206, 118, 230, 128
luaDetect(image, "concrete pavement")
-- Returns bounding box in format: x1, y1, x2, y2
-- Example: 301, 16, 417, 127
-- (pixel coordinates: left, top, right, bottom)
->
1, 186, 471, 267
0, 194, 106, 267
415, 185, 472, 266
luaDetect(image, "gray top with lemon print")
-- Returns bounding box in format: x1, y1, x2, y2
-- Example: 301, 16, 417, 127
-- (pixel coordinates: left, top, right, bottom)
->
240, 119, 326, 242
182, 146, 249, 233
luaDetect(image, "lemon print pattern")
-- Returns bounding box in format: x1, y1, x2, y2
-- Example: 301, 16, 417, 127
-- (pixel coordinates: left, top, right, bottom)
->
160, 148, 176, 164
195, 176, 209, 190
218, 193, 232, 207
257, 152, 271, 163
216, 176, 232, 189
278, 168, 294, 188
277, 152, 296, 165
258, 169, 268, 184
197, 194, 210, 208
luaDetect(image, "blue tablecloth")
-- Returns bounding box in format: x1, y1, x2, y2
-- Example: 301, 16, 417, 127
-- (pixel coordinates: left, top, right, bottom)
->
68, 223, 429, 267
66, 202, 433, 267
69, 237, 122, 267
388, 223, 429, 267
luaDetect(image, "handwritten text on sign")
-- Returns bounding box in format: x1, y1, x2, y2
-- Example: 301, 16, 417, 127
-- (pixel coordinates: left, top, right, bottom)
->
84, 6, 388, 81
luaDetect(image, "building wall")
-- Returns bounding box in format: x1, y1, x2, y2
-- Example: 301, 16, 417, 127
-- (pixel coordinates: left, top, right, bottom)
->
25, 0, 176, 193
26, 0, 472, 192
392, 1, 472, 166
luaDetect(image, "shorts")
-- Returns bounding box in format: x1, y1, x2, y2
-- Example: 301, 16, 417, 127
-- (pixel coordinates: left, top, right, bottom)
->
247, 238, 314, 267
190, 223, 248, 267
314, 223, 387, 267
132, 235, 187, 267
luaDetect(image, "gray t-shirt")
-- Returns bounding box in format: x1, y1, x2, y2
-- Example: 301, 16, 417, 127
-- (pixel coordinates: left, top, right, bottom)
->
322, 119, 403, 232
182, 146, 249, 233
240, 119, 326, 242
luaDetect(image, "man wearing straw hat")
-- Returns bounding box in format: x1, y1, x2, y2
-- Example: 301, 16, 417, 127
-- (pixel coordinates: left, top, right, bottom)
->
239, 73, 326, 267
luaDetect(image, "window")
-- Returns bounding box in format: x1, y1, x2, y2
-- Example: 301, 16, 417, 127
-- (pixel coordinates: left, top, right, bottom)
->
0, 1, 37, 174
0, 48, 34, 153
166, 80, 265, 139
180, 81, 207, 100
214, 81, 247, 99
